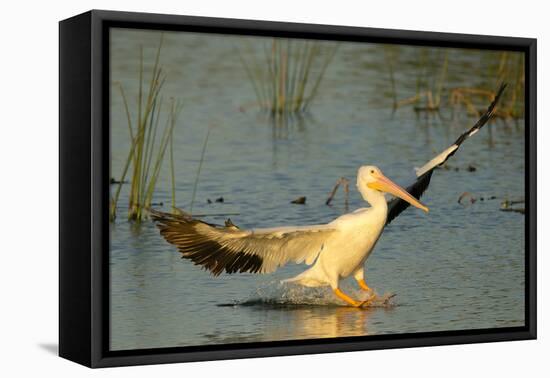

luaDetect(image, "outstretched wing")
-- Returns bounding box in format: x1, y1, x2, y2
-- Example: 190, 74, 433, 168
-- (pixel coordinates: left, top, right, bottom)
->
386, 83, 507, 225
151, 210, 336, 276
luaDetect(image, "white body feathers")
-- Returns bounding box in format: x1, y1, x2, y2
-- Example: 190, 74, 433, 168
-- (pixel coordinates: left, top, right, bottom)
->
283, 202, 387, 288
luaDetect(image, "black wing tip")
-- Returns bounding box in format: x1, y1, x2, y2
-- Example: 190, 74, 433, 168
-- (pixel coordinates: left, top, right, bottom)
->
151, 209, 264, 276
386, 83, 508, 226
177, 237, 264, 276
385, 170, 433, 226
150, 208, 192, 222
493, 82, 507, 107
452, 83, 508, 147
486, 82, 507, 119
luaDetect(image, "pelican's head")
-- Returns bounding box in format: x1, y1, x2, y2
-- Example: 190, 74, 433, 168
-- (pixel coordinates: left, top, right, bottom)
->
357, 166, 429, 213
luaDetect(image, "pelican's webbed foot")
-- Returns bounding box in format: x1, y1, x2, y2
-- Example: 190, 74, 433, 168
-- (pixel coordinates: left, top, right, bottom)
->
333, 288, 372, 307
357, 278, 378, 300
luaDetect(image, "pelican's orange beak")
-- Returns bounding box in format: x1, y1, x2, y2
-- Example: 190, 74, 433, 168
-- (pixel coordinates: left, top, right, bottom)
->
367, 172, 429, 213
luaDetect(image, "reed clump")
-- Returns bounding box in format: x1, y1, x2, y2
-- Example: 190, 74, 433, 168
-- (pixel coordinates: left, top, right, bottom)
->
386, 47, 524, 121
388, 48, 448, 112
238, 39, 338, 117
110, 36, 183, 222
449, 52, 524, 120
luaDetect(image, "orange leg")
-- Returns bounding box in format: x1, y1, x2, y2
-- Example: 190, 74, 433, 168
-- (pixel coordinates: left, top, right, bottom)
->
333, 288, 369, 307
357, 278, 373, 292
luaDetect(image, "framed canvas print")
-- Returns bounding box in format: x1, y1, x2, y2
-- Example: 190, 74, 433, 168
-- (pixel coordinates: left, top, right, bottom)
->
59, 10, 536, 368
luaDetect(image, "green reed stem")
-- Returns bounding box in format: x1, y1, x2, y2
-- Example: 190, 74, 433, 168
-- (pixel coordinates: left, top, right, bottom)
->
189, 126, 211, 214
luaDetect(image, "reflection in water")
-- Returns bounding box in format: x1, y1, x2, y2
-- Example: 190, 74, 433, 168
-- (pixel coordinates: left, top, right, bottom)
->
109, 29, 526, 351
268, 112, 308, 140
205, 305, 374, 345
201, 280, 396, 344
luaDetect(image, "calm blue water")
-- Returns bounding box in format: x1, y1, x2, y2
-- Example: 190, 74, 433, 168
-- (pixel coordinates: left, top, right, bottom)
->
109, 29, 525, 351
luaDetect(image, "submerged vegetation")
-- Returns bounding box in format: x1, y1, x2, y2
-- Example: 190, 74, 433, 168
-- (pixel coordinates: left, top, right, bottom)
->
189, 125, 212, 214
238, 39, 338, 117
386, 47, 525, 121
386, 46, 448, 112
449, 52, 525, 120
110, 35, 183, 222
109, 35, 525, 224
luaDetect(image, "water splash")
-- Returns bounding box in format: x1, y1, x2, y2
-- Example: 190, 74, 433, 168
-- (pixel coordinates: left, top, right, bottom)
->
218, 280, 396, 308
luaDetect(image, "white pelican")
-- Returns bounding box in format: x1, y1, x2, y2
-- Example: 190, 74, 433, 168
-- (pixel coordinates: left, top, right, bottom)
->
152, 84, 506, 307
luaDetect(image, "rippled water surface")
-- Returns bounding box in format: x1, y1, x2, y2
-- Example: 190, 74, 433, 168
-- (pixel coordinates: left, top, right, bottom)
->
109, 29, 525, 351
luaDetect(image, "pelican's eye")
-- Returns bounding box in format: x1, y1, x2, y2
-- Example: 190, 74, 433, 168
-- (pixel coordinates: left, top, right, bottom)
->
370, 169, 375, 174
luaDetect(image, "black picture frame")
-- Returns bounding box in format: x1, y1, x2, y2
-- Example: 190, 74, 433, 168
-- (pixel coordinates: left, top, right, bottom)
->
59, 9, 537, 368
